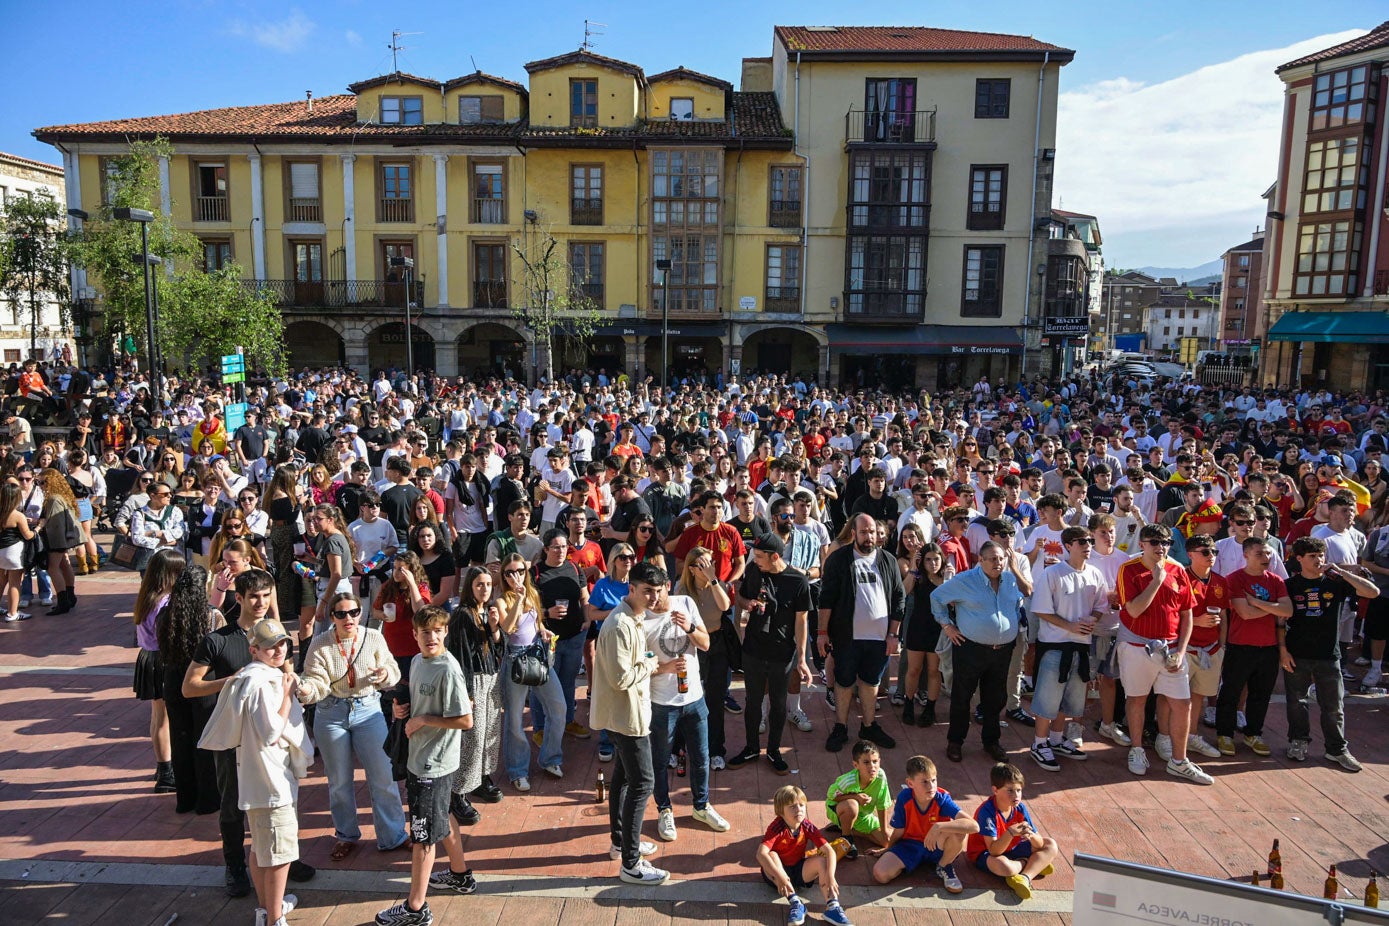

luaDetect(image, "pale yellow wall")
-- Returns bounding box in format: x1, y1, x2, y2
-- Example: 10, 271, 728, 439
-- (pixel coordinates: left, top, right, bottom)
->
528, 65, 639, 128
724, 149, 803, 312
646, 79, 726, 121
443, 87, 526, 123
354, 83, 445, 124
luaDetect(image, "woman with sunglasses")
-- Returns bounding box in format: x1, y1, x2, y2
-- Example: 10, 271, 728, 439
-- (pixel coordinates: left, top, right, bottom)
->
207, 509, 252, 567
209, 538, 271, 619
586, 543, 637, 762
298, 591, 406, 860
629, 517, 669, 573
495, 552, 565, 792
446, 566, 505, 821
151, 451, 182, 492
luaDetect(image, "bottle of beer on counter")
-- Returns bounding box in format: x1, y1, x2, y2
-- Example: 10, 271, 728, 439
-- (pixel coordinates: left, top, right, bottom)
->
1251, 870, 1261, 887
1367, 871, 1380, 908
595, 771, 606, 803
1268, 839, 1283, 889
1324, 864, 1339, 900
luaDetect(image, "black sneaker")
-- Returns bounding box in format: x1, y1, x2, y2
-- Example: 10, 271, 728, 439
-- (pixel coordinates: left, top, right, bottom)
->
723, 694, 743, 714
375, 900, 433, 926
225, 866, 251, 898
766, 751, 790, 775
288, 859, 316, 883
469, 775, 503, 804
859, 722, 897, 749
825, 722, 849, 752
428, 868, 478, 894
918, 701, 936, 727
1007, 707, 1035, 725
726, 746, 760, 768
902, 701, 916, 725
450, 792, 481, 826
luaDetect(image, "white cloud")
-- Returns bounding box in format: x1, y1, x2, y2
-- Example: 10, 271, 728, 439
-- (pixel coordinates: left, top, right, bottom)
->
1056, 30, 1366, 267
344, 29, 363, 47
227, 9, 316, 53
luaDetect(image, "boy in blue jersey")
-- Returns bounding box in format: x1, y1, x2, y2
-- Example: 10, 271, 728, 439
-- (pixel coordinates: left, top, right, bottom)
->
870, 755, 978, 893
967, 763, 1059, 900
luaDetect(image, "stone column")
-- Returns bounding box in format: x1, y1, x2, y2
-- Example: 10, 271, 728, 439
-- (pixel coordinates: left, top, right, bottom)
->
433, 154, 449, 307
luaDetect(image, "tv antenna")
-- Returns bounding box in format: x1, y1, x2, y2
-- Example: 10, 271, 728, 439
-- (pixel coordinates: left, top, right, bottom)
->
388, 29, 424, 72
581, 20, 606, 50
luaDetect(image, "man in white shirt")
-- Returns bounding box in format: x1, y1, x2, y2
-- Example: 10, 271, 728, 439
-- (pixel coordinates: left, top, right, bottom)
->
348, 492, 398, 601
537, 447, 574, 534
1311, 495, 1368, 654
1214, 504, 1288, 579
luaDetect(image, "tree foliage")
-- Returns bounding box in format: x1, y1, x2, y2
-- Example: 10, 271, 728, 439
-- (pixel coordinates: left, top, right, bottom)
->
65, 138, 286, 375
0, 188, 70, 347
511, 222, 604, 382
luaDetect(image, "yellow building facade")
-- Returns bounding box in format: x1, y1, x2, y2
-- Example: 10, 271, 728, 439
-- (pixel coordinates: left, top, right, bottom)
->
37, 26, 1073, 385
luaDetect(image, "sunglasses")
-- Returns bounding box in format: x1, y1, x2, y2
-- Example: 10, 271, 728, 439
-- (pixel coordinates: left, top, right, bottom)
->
331, 607, 362, 618
616, 554, 635, 561
636, 526, 653, 533
1189, 549, 1214, 557
1144, 539, 1173, 548
504, 569, 526, 577
1070, 538, 1095, 546
226, 521, 244, 528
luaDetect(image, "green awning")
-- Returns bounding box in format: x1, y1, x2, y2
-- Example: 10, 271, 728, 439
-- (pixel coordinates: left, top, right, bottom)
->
1267, 311, 1389, 344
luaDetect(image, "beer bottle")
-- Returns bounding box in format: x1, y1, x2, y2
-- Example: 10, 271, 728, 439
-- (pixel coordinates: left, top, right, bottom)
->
1367, 871, 1380, 909
1251, 870, 1261, 887
1268, 839, 1283, 889
595, 771, 606, 803
1324, 864, 1339, 900
677, 656, 689, 694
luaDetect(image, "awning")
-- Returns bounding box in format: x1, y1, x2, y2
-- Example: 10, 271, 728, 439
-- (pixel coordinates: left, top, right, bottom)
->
1267, 311, 1389, 344
825, 324, 1023, 356
588, 322, 726, 339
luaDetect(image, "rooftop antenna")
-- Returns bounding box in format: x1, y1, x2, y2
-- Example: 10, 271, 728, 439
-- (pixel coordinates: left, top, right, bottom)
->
388, 29, 424, 72
470, 55, 479, 73
581, 19, 606, 51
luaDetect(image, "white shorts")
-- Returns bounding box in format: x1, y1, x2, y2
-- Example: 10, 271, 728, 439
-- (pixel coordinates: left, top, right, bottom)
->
1117, 642, 1190, 701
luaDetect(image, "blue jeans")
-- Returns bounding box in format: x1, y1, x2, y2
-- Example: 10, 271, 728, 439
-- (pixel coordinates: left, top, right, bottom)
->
650, 699, 710, 811
1031, 648, 1088, 721
501, 645, 566, 780
530, 632, 585, 731
22, 567, 51, 601
312, 693, 406, 848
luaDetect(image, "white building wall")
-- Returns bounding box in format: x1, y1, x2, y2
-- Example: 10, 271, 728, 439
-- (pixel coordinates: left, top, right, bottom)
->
0, 152, 71, 363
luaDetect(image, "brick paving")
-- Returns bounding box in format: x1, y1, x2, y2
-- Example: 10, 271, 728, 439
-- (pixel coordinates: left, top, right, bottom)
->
3, 558, 1389, 924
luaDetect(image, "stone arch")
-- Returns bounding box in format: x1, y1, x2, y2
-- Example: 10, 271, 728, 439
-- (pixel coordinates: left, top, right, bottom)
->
283, 320, 346, 369
457, 321, 527, 381
366, 321, 435, 374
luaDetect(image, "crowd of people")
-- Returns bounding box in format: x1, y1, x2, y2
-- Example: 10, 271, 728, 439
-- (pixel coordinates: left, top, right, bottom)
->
6, 355, 1389, 926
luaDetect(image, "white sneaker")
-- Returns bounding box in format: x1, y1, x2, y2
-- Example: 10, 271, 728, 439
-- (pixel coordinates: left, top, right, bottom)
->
1187, 735, 1222, 759
789, 709, 813, 732
710, 756, 726, 771
609, 840, 659, 860
692, 805, 731, 833
1202, 705, 1216, 727
657, 808, 677, 842
1065, 720, 1085, 745
759, 717, 768, 734
18, 597, 30, 607
1363, 669, 1383, 688
254, 896, 298, 926
619, 858, 670, 885
542, 764, 563, 779
1154, 733, 1173, 762
512, 777, 530, 792
667, 753, 677, 769
1099, 722, 1132, 746
1166, 758, 1214, 785
1127, 746, 1149, 776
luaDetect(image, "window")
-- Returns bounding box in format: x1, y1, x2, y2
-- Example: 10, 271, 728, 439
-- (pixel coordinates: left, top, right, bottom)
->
846, 236, 927, 318
1236, 276, 1247, 289
765, 245, 801, 312
2, 350, 18, 364
568, 242, 605, 306
381, 240, 416, 305
651, 149, 721, 312
975, 79, 1011, 118
571, 79, 598, 127
848, 151, 930, 229
1163, 326, 1171, 337
1302, 136, 1368, 214
459, 95, 504, 124
1045, 255, 1085, 317
380, 96, 423, 125
1234, 299, 1246, 312
99, 156, 121, 204
653, 234, 719, 313
863, 78, 918, 142
289, 239, 324, 305
472, 163, 505, 224
1310, 66, 1370, 132
1238, 254, 1251, 269
1123, 300, 1132, 306
378, 161, 414, 222
193, 161, 229, 221
1177, 326, 1185, 337
285, 161, 320, 222
769, 166, 802, 228
1294, 219, 1362, 296
1165, 309, 1172, 319
201, 238, 232, 272
669, 98, 694, 121
571, 165, 603, 225
474, 243, 507, 307
1122, 313, 1132, 320
961, 245, 1003, 317
1178, 309, 1185, 319
967, 165, 1007, 230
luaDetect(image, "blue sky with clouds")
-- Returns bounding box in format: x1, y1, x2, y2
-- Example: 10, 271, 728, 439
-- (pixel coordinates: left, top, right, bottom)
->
6, 0, 1382, 267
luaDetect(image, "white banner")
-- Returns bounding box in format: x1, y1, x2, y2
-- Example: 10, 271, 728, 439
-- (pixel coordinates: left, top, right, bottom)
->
1075, 853, 1389, 926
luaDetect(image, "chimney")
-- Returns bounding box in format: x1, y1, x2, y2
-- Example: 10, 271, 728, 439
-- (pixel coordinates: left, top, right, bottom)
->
306, 90, 313, 115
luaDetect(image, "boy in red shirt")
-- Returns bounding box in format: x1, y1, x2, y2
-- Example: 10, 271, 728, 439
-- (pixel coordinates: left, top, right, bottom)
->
756, 785, 852, 926
1216, 536, 1292, 757
1180, 534, 1227, 760
968, 763, 1059, 900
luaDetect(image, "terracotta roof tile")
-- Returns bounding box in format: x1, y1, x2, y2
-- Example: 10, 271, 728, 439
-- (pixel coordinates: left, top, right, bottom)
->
442, 72, 528, 95
647, 67, 733, 92
1277, 21, 1389, 73
524, 49, 645, 81
0, 150, 63, 175
775, 25, 1073, 59
345, 72, 444, 93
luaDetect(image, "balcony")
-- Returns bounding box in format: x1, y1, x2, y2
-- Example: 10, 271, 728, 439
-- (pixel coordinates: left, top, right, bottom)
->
287, 198, 322, 222
571, 198, 603, 226
473, 281, 507, 308
650, 286, 720, 317
245, 279, 425, 309
473, 197, 505, 225
195, 196, 229, 222
769, 200, 802, 229
378, 197, 414, 223
764, 286, 801, 313
845, 109, 937, 147
844, 291, 925, 321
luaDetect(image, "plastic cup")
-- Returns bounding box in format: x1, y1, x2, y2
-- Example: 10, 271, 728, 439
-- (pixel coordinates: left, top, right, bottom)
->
383, 603, 397, 622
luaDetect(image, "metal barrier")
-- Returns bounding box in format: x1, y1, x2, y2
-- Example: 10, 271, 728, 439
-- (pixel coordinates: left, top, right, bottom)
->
1196, 365, 1250, 388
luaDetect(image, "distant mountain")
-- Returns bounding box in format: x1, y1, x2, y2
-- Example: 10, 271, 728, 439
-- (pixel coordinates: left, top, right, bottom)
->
1136, 259, 1224, 283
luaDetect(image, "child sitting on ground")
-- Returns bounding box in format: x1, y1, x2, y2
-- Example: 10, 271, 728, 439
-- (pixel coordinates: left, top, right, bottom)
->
825, 739, 892, 850
756, 785, 853, 926
870, 754, 978, 894
967, 763, 1059, 899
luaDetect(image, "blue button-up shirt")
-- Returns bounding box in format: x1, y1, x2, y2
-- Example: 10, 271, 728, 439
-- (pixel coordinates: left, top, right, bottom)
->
931, 566, 1023, 646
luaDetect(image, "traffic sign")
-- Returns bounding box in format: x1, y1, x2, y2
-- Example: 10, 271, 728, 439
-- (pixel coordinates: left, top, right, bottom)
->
222, 371, 245, 384
221, 353, 245, 375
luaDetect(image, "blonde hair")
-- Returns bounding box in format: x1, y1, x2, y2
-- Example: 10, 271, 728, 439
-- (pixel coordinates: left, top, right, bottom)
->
497, 552, 540, 634
773, 785, 808, 816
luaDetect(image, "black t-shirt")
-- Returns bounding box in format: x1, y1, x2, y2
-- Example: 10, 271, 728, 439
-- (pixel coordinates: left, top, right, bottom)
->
296, 426, 330, 465
191, 622, 254, 682
535, 560, 586, 640
380, 483, 423, 543
739, 564, 812, 662
234, 424, 268, 460
727, 514, 771, 547
1085, 485, 1115, 513
358, 426, 390, 466
1284, 572, 1356, 661
610, 496, 652, 534
421, 551, 457, 598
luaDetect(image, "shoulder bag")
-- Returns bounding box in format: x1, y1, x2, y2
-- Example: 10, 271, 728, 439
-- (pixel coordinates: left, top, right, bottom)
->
509, 638, 550, 687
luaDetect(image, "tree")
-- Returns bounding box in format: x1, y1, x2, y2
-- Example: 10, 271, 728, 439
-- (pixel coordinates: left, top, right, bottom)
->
65, 138, 286, 376
0, 189, 70, 358
511, 223, 604, 382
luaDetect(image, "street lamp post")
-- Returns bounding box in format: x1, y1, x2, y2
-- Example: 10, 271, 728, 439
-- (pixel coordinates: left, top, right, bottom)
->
655, 258, 671, 388
390, 255, 415, 374
112, 207, 158, 382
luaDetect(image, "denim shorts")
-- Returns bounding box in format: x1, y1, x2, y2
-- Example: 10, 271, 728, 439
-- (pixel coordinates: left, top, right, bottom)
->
406, 769, 455, 846
1030, 648, 1088, 719
834, 638, 889, 688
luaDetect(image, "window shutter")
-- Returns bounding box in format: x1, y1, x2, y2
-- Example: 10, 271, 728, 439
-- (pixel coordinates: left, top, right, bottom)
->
480, 96, 504, 122
290, 163, 318, 199
459, 97, 481, 124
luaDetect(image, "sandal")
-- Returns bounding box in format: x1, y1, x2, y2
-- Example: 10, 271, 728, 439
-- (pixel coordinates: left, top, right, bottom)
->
330, 840, 356, 861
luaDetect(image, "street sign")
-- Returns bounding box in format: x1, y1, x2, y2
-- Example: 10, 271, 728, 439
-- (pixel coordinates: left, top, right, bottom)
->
222, 371, 245, 384
1042, 316, 1091, 338
225, 402, 247, 432
221, 353, 245, 374
739, 296, 756, 311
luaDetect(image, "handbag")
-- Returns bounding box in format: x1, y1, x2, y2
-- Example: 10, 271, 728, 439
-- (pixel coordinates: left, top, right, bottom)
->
509, 639, 551, 687
382, 715, 410, 781
21, 531, 43, 570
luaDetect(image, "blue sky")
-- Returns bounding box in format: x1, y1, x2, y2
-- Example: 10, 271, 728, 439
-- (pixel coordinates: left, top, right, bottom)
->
5, 0, 1381, 267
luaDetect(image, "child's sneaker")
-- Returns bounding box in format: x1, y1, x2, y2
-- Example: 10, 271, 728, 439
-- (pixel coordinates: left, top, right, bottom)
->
787, 894, 807, 926
428, 869, 477, 894
1006, 872, 1034, 900
936, 863, 964, 894
619, 858, 670, 885
823, 900, 853, 926
375, 900, 432, 926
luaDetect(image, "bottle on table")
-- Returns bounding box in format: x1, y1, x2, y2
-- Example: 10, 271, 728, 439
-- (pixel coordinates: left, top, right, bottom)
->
1267, 839, 1283, 890
1367, 871, 1380, 909
595, 771, 606, 803
1325, 864, 1339, 900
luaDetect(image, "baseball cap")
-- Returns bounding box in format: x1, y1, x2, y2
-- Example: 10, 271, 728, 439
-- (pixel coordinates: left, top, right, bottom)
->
751, 534, 786, 557
1320, 454, 1343, 468
248, 618, 291, 649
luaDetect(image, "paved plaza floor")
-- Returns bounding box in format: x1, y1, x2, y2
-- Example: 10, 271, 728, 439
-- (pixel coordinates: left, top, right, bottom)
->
3, 558, 1388, 924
